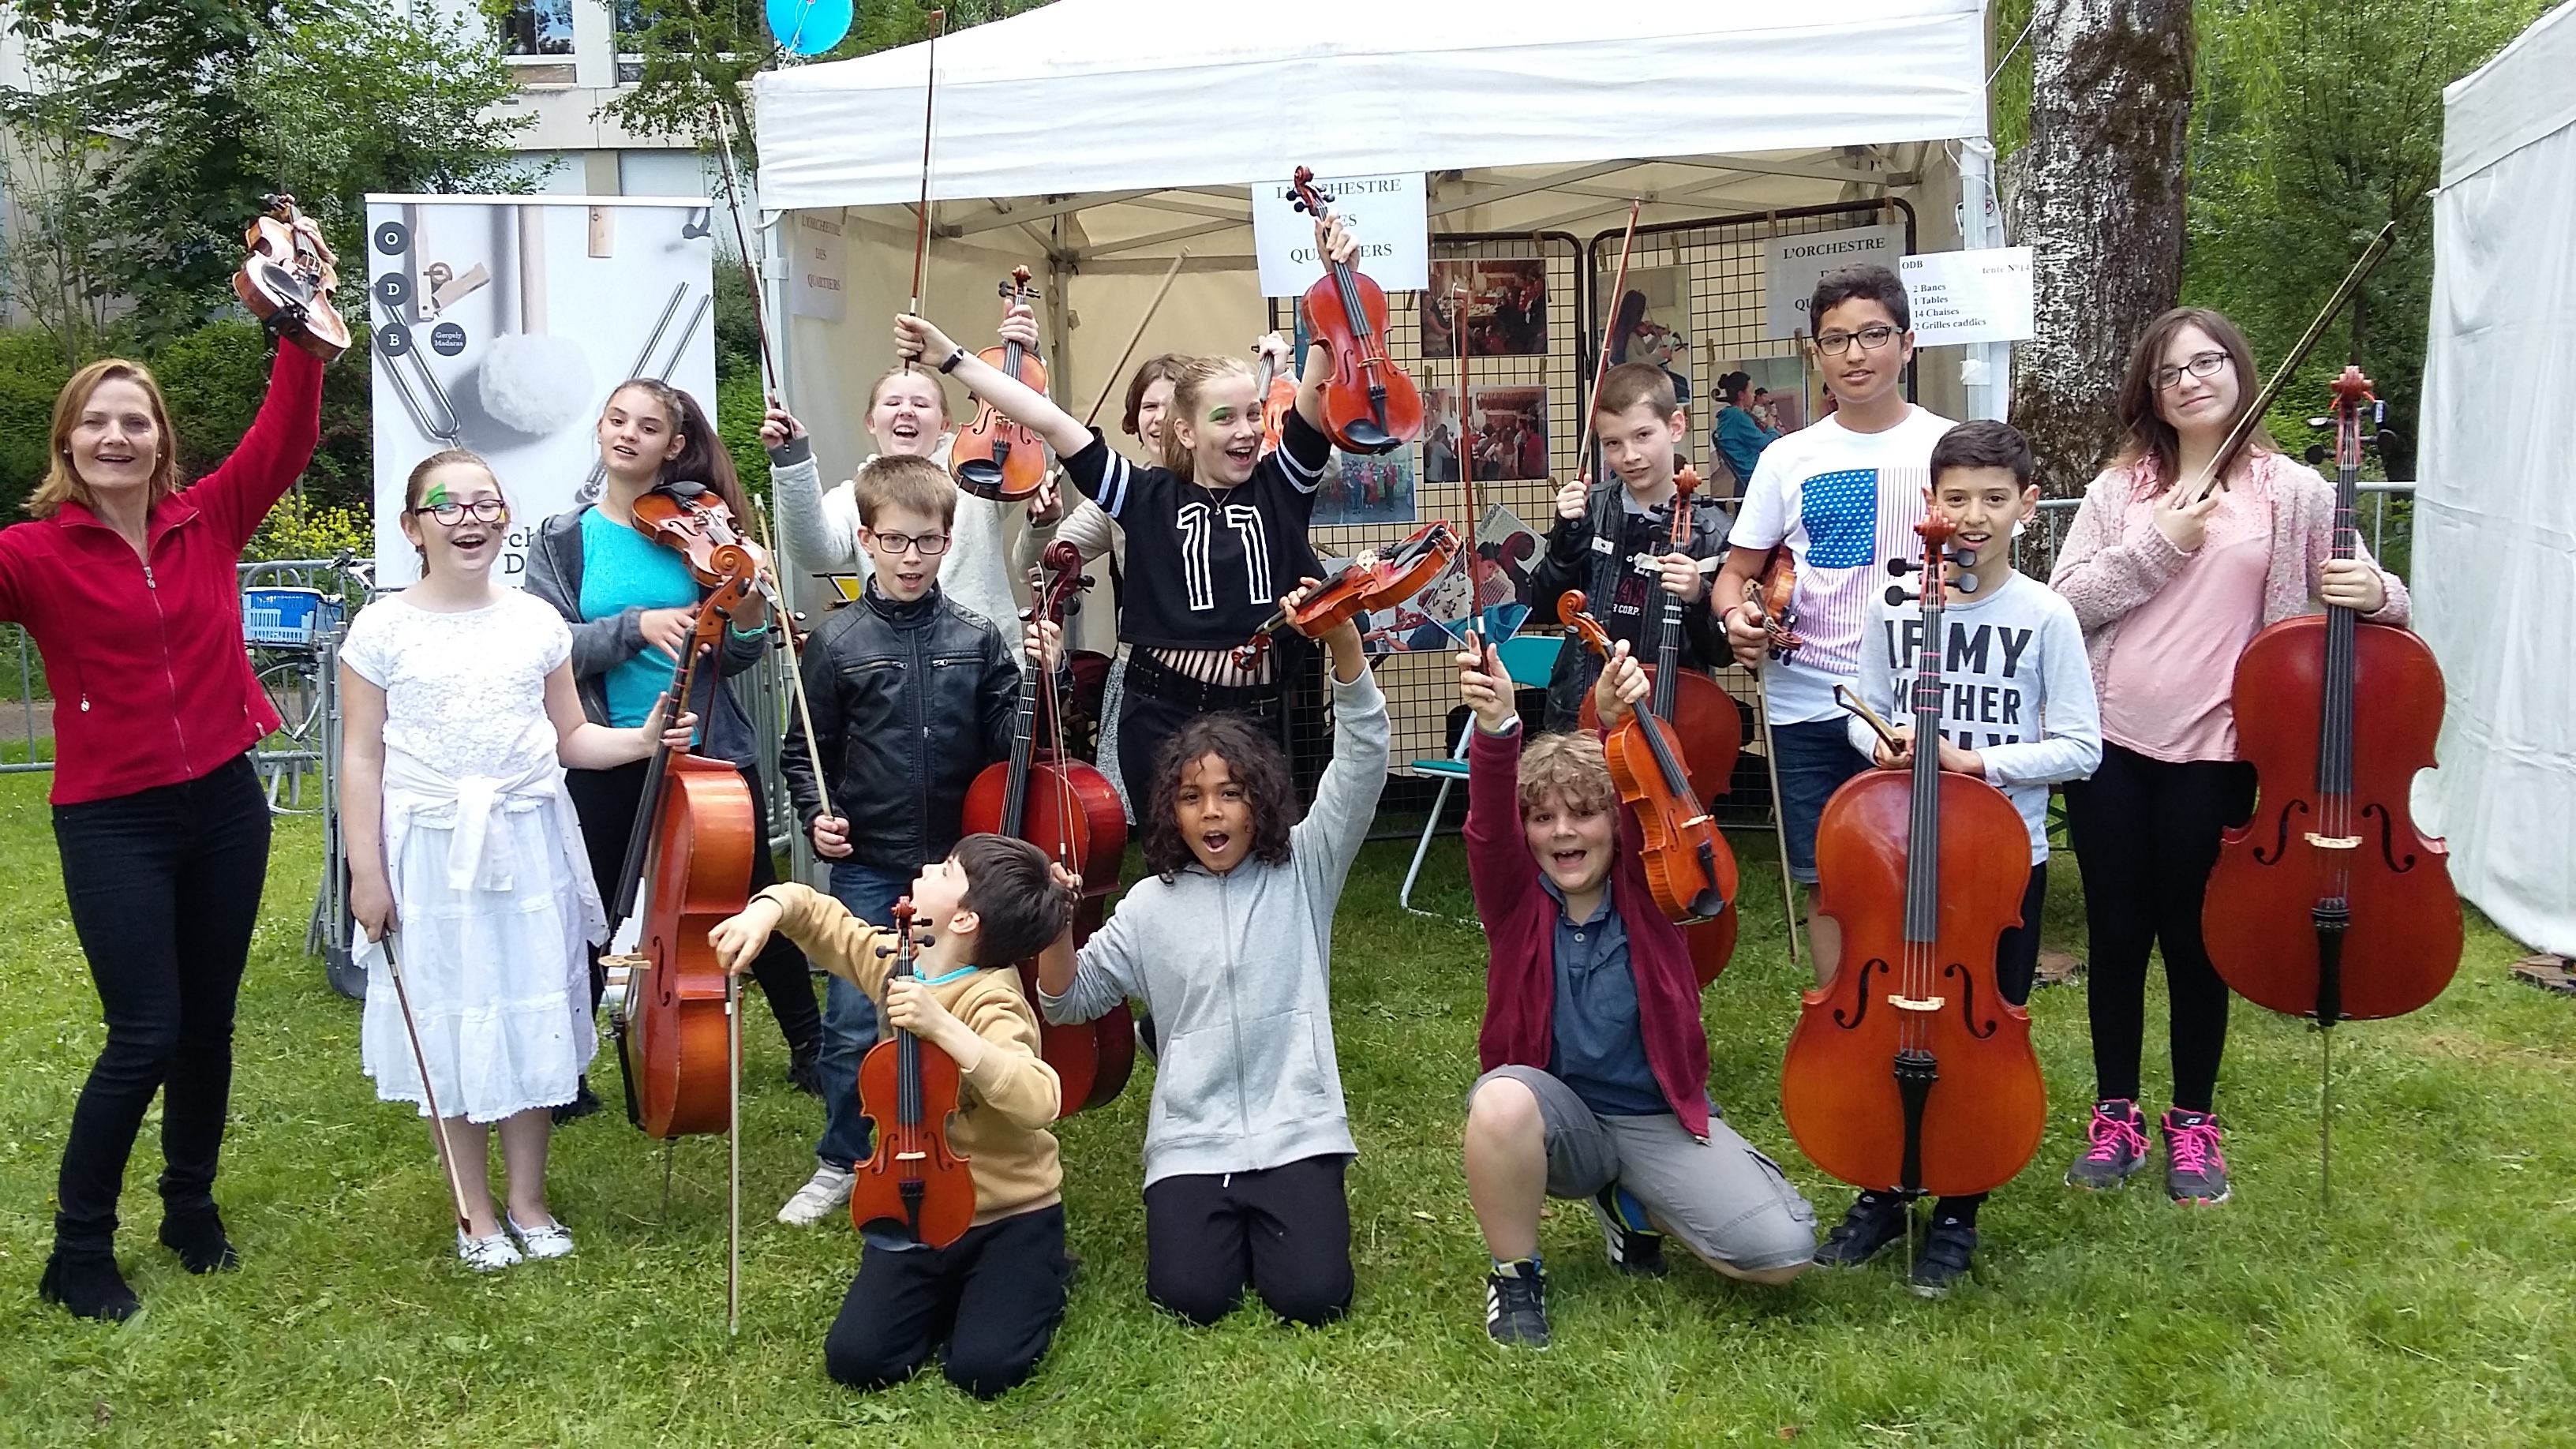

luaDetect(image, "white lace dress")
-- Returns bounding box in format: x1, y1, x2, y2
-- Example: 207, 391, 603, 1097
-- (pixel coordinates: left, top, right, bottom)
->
343, 590, 608, 1122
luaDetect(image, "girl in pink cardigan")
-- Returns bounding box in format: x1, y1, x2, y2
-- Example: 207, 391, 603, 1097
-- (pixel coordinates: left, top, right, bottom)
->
2049, 307, 2409, 1208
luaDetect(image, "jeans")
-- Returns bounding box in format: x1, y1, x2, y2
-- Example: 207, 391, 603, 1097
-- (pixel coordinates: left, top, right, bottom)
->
51, 754, 271, 1252
816, 860, 903, 1169
1770, 718, 1871, 884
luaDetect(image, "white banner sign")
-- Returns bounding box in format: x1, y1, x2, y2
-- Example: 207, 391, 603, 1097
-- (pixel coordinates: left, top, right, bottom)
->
1252, 171, 1428, 298
1762, 224, 1908, 338
788, 207, 848, 322
1900, 247, 2037, 346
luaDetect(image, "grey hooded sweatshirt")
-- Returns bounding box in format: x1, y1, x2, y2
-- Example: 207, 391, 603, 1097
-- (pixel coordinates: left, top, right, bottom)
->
1041, 668, 1389, 1186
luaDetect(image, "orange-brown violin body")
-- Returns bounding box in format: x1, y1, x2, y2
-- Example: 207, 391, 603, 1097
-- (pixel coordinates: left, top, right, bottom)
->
1559, 595, 1733, 926
953, 267, 1050, 501
235, 196, 349, 361
628, 754, 754, 1137
1288, 167, 1422, 455
1232, 521, 1459, 672
848, 900, 976, 1248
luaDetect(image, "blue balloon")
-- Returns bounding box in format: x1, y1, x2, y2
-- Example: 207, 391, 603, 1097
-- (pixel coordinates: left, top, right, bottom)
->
767, 0, 852, 55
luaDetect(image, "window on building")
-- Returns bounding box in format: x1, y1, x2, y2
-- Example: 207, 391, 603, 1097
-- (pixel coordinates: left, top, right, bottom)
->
499, 0, 575, 56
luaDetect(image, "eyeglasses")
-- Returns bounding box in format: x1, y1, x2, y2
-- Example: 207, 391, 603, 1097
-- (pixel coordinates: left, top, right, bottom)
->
410, 499, 507, 525
2152, 350, 2231, 391
868, 530, 949, 557
1814, 324, 1900, 356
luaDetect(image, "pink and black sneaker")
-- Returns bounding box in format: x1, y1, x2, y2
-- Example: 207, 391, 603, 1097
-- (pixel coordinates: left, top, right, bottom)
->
2064, 1098, 2149, 1191
2159, 1108, 2232, 1205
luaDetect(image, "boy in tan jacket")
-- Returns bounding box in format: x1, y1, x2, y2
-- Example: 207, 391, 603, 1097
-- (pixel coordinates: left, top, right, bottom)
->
710, 833, 1071, 1399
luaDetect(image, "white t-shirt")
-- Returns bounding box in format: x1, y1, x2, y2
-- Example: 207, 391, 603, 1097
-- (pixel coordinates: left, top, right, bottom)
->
1844, 570, 2102, 863
340, 588, 571, 777
1727, 406, 1953, 722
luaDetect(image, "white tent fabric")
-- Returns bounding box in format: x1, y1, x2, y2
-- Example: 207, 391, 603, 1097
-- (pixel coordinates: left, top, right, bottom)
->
755, 0, 1987, 212
2418, 2, 2576, 954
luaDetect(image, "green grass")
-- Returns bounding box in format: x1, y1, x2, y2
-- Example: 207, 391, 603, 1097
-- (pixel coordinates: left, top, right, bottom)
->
2, 771, 2570, 1447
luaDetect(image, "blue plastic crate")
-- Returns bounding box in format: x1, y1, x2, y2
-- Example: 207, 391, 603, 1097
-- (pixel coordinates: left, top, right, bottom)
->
242, 587, 341, 646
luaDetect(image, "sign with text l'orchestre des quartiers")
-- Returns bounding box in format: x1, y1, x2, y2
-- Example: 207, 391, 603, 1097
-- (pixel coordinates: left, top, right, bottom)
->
1762, 223, 1908, 339
1252, 171, 1431, 298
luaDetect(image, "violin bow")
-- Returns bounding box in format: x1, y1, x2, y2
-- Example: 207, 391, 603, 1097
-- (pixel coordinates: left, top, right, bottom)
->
2184, 221, 2395, 499
751, 498, 836, 825
727, 965, 742, 1337
376, 932, 477, 1243
708, 101, 781, 399
1571, 200, 1642, 489
904, 9, 948, 369
1451, 279, 1478, 627
1081, 249, 1191, 429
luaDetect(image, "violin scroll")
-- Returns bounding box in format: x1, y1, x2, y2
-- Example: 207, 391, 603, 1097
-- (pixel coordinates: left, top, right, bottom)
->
235, 196, 350, 361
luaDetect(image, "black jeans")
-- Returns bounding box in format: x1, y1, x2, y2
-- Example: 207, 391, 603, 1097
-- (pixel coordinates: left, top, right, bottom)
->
564, 758, 820, 1057
1144, 1155, 1353, 1327
51, 754, 271, 1252
823, 1203, 1074, 1399
2063, 742, 2258, 1114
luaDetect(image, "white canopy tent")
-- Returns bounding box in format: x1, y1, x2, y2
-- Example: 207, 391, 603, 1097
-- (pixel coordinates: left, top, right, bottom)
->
2417, 3, 2576, 955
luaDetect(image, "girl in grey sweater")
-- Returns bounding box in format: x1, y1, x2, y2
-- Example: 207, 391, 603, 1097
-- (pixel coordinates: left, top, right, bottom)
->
1039, 600, 1385, 1327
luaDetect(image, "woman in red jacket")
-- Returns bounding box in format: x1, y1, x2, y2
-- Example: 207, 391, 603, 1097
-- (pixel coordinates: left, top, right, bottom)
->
1, 339, 324, 1321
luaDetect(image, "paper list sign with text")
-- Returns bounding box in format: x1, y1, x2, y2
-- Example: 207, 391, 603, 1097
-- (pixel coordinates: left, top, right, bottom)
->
789, 208, 847, 322
1763, 224, 1907, 338
1252, 172, 1428, 298
1900, 248, 2036, 346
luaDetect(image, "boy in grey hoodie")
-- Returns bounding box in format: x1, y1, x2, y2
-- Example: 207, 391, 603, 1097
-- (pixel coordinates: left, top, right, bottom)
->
1037, 593, 1385, 1327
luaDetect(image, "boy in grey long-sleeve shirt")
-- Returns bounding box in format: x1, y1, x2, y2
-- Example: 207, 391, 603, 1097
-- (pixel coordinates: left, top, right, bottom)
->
1038, 606, 1387, 1328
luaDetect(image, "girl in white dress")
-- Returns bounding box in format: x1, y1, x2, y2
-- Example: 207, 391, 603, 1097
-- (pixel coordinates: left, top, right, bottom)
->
339, 450, 689, 1271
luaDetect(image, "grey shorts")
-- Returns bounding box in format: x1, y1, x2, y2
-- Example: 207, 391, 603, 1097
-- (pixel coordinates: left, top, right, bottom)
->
1469, 1064, 1818, 1273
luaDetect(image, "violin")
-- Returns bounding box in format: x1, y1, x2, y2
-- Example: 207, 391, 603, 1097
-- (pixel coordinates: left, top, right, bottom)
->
601, 481, 769, 1139
2203, 367, 2461, 1024
1559, 593, 1731, 924
848, 899, 976, 1249
1287, 167, 1422, 455
960, 541, 1134, 1114
952, 267, 1051, 501
1230, 521, 1461, 672
1777, 504, 2045, 1199
1748, 546, 1804, 663
234, 196, 349, 361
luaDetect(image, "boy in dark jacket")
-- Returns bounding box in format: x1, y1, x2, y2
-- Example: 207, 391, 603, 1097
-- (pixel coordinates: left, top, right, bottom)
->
1456, 635, 1815, 1350
769, 445, 1057, 1227
1530, 363, 1733, 732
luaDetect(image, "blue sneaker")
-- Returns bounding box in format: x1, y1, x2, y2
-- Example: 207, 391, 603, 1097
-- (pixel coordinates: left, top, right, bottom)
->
1590, 1183, 1668, 1277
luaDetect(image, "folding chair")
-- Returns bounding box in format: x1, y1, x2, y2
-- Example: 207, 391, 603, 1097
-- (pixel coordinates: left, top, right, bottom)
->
1398, 635, 1561, 918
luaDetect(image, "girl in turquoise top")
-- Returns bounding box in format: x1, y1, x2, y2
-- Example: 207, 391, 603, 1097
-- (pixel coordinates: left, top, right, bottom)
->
524, 378, 825, 1112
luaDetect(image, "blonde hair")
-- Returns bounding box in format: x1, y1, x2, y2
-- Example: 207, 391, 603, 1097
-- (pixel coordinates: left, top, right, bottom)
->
28, 359, 180, 519
1518, 732, 1616, 821
866, 364, 952, 425
1157, 355, 1258, 479
855, 454, 958, 528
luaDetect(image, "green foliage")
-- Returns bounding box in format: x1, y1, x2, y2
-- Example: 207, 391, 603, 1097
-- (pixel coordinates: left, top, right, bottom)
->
0, 333, 75, 525
142, 320, 375, 514
2183, 0, 2552, 480
0, 812, 2569, 1443
242, 489, 373, 563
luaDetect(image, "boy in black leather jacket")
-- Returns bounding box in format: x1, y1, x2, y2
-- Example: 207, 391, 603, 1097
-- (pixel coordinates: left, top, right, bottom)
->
769, 442, 1059, 1227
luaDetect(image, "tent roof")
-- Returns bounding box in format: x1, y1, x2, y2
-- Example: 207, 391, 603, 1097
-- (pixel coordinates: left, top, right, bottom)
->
2441, 0, 2576, 185
753, 0, 1990, 213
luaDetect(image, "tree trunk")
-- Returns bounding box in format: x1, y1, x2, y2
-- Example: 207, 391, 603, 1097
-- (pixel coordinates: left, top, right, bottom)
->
2008, 0, 2196, 496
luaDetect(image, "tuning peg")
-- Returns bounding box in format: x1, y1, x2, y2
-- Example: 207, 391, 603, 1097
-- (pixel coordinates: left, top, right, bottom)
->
1888, 557, 1919, 576
1885, 584, 1919, 607
1952, 571, 1978, 594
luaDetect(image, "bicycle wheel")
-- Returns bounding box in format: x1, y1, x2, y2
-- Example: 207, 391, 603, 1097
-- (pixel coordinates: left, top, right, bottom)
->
253, 654, 326, 813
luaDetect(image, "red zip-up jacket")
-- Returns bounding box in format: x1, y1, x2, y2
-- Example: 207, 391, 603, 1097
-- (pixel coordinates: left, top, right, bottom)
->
0, 344, 324, 804
1464, 721, 1716, 1137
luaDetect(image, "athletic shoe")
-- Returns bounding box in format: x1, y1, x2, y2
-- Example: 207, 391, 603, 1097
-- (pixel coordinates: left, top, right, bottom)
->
457, 1229, 523, 1273
1590, 1183, 1668, 1277
1485, 1259, 1550, 1350
1813, 1191, 1911, 1267
777, 1163, 856, 1226
506, 1212, 575, 1260
2065, 1098, 2150, 1191
2160, 1109, 2233, 1205
1907, 1215, 1978, 1297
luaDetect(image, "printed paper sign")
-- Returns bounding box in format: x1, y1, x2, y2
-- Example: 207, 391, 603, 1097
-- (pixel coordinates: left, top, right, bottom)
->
1900, 248, 2037, 346
1762, 223, 1908, 339
789, 207, 848, 322
1252, 171, 1428, 298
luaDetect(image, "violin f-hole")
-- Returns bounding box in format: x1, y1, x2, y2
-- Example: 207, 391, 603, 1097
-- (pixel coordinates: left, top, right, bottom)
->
2252, 798, 2308, 867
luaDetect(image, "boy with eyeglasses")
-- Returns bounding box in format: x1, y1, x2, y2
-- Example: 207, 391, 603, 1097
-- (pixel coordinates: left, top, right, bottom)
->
770, 450, 1065, 1228
1710, 264, 1955, 992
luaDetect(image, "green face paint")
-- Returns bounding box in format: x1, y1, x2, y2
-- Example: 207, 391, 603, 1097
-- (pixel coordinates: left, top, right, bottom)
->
421, 479, 451, 510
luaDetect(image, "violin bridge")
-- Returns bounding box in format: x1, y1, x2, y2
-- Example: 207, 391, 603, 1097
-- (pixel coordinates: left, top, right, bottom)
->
896, 1150, 928, 1163
1888, 993, 1948, 1013
2304, 833, 2362, 850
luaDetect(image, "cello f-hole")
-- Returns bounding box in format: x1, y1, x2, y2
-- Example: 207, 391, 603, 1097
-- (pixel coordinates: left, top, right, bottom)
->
1833, 958, 1889, 1031
1944, 960, 2001, 1039
2252, 798, 2308, 867
2362, 802, 2418, 874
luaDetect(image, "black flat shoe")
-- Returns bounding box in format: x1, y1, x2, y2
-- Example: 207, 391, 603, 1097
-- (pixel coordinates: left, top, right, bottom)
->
159, 1208, 240, 1274
40, 1249, 140, 1322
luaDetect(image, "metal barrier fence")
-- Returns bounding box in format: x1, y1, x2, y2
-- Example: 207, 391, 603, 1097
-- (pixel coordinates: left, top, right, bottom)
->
2014, 482, 2417, 582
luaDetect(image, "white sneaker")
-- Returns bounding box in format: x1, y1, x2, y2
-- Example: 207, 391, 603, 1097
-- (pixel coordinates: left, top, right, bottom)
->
777, 1164, 855, 1227
506, 1212, 575, 1260
458, 1228, 523, 1273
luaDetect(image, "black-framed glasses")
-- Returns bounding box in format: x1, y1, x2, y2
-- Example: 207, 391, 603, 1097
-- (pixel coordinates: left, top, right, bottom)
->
869, 530, 949, 557
410, 499, 508, 525
1814, 324, 1900, 356
2152, 350, 2231, 391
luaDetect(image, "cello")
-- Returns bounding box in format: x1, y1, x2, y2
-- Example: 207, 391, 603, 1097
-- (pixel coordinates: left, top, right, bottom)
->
1286, 167, 1422, 455
1558, 594, 1732, 925
960, 541, 1135, 1113
951, 267, 1052, 500
1777, 504, 2046, 1200
848, 898, 977, 1248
